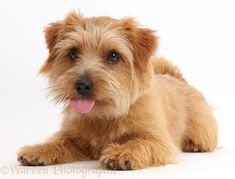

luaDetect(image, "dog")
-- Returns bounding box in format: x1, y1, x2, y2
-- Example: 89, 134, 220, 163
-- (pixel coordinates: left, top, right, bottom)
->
17, 11, 218, 170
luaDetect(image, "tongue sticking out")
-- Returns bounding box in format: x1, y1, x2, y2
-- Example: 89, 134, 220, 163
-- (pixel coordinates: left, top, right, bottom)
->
70, 99, 95, 113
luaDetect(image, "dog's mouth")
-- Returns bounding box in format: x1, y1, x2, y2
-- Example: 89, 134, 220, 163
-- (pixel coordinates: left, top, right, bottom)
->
70, 98, 95, 114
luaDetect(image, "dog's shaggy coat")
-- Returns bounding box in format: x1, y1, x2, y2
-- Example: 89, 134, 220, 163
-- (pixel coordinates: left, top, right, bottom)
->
17, 12, 218, 170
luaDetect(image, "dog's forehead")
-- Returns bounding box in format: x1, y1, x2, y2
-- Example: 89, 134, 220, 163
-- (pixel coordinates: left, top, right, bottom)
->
65, 17, 130, 52
84, 16, 120, 28
76, 17, 122, 37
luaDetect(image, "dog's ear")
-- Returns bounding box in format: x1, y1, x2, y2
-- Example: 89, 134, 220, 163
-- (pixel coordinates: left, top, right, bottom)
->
39, 21, 64, 74
44, 12, 83, 53
39, 12, 83, 74
44, 21, 64, 54
121, 18, 158, 72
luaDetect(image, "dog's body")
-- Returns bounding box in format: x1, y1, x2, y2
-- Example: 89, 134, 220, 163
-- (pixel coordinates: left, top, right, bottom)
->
17, 12, 218, 170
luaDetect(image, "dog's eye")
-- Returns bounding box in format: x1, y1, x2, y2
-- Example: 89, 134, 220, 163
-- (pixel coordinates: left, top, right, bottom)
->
107, 51, 120, 64
69, 48, 79, 61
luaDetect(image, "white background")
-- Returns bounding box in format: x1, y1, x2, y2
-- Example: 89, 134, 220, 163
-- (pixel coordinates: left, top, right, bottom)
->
0, 0, 235, 178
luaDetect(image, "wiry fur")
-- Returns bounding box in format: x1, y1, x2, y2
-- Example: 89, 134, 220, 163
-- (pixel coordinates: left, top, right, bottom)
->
17, 12, 218, 170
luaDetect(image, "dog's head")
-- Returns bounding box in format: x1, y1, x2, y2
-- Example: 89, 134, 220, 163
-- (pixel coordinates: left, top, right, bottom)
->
40, 12, 157, 119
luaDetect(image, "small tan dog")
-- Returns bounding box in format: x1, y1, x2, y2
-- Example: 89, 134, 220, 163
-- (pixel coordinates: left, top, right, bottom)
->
17, 12, 218, 170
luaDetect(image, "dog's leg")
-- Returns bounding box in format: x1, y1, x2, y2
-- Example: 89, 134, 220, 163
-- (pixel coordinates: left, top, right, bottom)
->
100, 134, 178, 170
181, 96, 218, 152
17, 132, 89, 166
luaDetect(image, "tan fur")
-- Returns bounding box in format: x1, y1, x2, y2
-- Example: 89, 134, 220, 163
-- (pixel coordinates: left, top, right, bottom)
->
153, 57, 186, 82
17, 11, 218, 170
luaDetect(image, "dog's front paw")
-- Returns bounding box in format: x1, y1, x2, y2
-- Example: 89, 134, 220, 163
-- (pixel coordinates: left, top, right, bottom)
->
17, 144, 56, 166
100, 144, 140, 170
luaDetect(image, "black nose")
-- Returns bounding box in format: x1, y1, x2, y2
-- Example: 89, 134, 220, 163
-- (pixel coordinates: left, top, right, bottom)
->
75, 78, 93, 97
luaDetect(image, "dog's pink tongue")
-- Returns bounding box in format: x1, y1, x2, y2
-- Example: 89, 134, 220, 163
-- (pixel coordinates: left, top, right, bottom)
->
70, 99, 95, 113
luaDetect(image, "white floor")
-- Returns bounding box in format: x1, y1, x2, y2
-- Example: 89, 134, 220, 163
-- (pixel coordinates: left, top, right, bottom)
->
0, 121, 234, 179
1, 146, 234, 179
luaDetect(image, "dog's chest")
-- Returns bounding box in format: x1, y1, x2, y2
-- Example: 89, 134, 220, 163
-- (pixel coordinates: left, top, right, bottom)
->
83, 119, 128, 155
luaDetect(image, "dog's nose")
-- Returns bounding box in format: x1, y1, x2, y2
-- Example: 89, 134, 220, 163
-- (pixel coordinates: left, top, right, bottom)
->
75, 78, 93, 97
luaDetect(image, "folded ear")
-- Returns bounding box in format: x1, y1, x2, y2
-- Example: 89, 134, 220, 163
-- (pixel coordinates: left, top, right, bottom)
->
121, 18, 158, 72
44, 21, 64, 54
39, 21, 64, 74
44, 11, 83, 54
39, 11, 83, 74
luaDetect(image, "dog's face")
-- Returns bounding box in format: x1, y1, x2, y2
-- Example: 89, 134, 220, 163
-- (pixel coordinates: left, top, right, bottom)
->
40, 12, 157, 119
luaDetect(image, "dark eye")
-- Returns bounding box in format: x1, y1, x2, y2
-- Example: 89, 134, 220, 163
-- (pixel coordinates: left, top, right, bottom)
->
107, 51, 120, 64
69, 48, 79, 61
